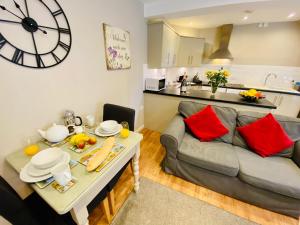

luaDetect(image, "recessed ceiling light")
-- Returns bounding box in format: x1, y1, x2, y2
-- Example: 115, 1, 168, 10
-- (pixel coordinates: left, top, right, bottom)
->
242, 10, 253, 21
288, 12, 296, 18
243, 16, 249, 20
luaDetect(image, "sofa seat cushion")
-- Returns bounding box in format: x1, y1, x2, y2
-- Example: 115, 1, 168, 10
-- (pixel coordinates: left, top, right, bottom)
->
178, 133, 239, 177
236, 147, 300, 199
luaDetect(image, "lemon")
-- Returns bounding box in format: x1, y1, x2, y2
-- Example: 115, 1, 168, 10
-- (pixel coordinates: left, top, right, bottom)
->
120, 128, 130, 138
24, 144, 40, 156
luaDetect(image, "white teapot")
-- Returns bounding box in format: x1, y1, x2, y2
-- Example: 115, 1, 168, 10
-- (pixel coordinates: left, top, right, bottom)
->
38, 123, 69, 143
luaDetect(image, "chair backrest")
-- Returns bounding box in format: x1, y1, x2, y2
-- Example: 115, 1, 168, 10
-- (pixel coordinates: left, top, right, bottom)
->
0, 177, 40, 225
103, 104, 135, 131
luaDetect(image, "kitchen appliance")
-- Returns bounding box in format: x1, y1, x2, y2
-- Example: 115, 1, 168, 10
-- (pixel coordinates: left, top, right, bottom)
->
63, 110, 82, 127
145, 78, 166, 91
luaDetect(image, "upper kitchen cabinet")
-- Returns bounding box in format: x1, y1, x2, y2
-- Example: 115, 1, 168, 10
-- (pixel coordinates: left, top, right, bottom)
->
148, 22, 179, 68
177, 36, 205, 67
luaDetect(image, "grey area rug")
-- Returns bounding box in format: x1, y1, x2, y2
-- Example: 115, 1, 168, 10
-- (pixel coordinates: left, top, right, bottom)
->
112, 177, 258, 225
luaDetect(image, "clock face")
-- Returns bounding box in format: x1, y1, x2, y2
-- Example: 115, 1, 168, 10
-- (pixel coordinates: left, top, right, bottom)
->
0, 0, 71, 69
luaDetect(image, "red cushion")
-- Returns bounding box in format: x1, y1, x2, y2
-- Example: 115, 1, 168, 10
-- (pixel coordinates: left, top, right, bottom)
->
184, 105, 229, 142
237, 113, 294, 157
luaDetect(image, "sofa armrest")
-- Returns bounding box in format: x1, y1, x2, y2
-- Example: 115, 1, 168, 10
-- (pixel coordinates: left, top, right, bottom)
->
293, 141, 300, 167
160, 114, 185, 158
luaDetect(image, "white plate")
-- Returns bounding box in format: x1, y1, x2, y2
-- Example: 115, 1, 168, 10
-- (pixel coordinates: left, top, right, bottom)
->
98, 126, 119, 134
20, 152, 71, 183
95, 124, 122, 137
27, 152, 70, 177
20, 165, 53, 183
100, 120, 118, 132
31, 147, 63, 169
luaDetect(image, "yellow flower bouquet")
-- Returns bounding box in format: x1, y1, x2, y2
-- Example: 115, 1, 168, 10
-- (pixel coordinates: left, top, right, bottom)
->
239, 89, 265, 102
205, 68, 230, 95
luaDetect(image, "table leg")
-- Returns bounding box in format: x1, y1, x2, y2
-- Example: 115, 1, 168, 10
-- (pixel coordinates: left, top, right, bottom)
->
70, 205, 89, 225
132, 145, 140, 192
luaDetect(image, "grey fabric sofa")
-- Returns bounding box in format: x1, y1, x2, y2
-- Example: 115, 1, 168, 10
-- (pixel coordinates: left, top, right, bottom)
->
161, 101, 300, 218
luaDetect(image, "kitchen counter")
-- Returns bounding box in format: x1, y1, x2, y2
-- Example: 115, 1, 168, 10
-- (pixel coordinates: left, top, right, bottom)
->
200, 82, 300, 96
144, 87, 276, 109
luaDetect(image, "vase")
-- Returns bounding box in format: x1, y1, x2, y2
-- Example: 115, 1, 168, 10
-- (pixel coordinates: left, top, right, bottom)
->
210, 83, 219, 96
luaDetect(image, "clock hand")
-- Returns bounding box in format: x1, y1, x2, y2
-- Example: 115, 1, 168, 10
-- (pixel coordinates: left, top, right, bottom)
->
0, 18, 22, 25
12, 0, 26, 18
24, 0, 29, 17
0, 18, 47, 34
38, 27, 47, 34
0, 5, 23, 20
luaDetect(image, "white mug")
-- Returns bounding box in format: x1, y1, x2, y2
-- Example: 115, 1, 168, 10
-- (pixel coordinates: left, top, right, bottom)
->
86, 115, 95, 127
51, 162, 72, 186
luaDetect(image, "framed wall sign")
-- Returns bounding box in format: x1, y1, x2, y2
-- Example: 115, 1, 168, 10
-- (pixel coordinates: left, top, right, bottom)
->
103, 23, 131, 70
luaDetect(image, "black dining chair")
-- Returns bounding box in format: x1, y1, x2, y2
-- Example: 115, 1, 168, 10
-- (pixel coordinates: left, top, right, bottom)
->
0, 176, 111, 225
103, 103, 135, 215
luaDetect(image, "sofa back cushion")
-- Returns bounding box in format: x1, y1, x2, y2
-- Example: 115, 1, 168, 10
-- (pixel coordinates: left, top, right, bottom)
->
178, 101, 238, 144
233, 111, 300, 157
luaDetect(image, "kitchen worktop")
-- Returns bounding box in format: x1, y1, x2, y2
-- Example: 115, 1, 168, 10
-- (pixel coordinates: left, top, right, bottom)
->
200, 82, 300, 96
144, 87, 277, 109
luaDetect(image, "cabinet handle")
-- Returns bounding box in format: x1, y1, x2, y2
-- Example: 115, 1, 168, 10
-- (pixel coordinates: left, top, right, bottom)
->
167, 53, 170, 65
173, 54, 176, 65
191, 56, 194, 65
187, 56, 190, 65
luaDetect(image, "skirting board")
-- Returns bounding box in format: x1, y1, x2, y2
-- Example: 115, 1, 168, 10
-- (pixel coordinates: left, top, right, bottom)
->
136, 125, 144, 133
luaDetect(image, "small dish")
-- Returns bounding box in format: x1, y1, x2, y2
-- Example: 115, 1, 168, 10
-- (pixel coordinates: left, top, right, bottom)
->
95, 124, 122, 137
31, 147, 63, 169
100, 120, 118, 132
27, 152, 70, 177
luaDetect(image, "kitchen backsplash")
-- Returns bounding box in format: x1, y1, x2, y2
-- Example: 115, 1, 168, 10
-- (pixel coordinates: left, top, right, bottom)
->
143, 64, 300, 89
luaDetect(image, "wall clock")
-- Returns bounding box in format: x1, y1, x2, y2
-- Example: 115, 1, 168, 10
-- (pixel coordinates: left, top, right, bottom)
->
0, 0, 71, 69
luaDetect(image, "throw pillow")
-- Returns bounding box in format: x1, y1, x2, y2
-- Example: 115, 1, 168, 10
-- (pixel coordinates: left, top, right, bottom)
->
237, 113, 294, 157
184, 105, 229, 142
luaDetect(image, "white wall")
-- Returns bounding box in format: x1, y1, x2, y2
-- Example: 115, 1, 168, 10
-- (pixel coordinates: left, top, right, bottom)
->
0, 0, 146, 197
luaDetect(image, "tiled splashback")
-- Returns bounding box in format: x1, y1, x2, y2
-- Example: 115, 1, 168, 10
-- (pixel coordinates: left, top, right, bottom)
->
144, 64, 300, 89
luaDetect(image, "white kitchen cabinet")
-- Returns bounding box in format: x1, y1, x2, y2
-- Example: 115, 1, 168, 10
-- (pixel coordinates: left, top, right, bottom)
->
257, 92, 300, 117
148, 22, 179, 68
177, 36, 205, 67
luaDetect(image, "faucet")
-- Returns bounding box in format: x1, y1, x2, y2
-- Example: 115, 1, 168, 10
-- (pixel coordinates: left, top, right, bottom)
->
264, 73, 278, 86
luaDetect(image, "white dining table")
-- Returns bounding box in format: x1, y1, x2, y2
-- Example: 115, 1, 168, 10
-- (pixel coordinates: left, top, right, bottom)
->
6, 131, 143, 225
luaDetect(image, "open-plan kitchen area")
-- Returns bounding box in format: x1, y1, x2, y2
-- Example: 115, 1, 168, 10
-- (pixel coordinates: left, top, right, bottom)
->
144, 0, 300, 131
1, 0, 300, 225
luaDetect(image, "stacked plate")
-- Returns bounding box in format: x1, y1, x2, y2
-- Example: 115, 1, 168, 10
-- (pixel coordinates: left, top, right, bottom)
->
95, 120, 122, 137
20, 147, 70, 183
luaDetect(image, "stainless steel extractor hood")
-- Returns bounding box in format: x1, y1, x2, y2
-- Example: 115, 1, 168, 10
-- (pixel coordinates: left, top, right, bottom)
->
209, 24, 233, 60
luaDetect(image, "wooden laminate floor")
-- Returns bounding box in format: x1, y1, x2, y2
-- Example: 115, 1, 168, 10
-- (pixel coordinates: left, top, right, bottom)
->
89, 128, 298, 225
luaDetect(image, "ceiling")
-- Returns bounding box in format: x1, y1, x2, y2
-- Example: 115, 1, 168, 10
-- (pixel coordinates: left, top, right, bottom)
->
141, 0, 300, 29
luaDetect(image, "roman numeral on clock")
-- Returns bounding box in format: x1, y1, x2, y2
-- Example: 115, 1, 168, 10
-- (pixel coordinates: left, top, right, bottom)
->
58, 28, 70, 34
51, 52, 61, 63
58, 41, 70, 51
35, 54, 45, 68
12, 49, 24, 64
0, 34, 7, 50
52, 9, 63, 17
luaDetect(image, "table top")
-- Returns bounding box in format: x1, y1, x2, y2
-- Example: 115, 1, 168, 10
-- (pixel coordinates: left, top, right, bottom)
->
6, 131, 143, 214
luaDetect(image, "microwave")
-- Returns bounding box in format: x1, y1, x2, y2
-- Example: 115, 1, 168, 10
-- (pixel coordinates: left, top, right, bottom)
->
145, 78, 166, 91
